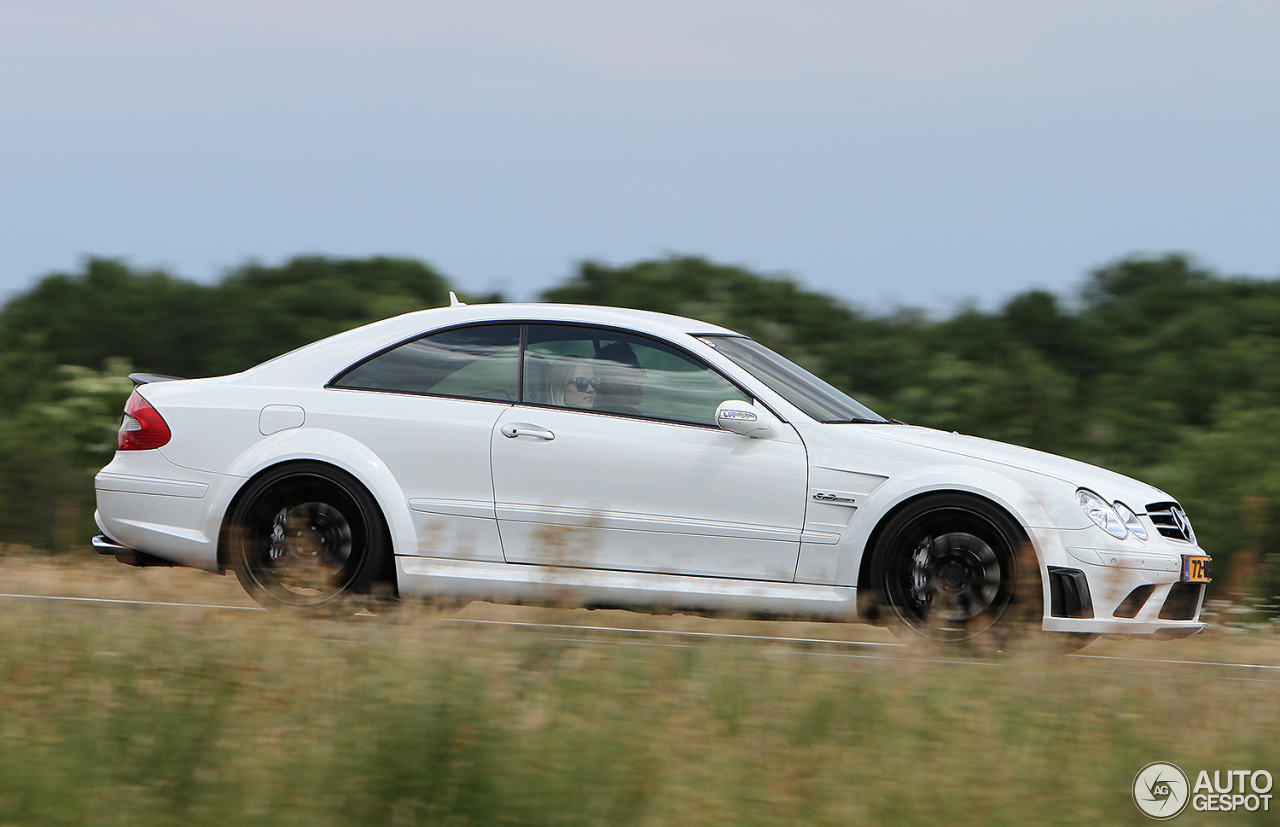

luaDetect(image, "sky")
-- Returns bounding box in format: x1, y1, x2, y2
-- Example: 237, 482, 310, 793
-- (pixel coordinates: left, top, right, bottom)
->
2, 0, 1278, 313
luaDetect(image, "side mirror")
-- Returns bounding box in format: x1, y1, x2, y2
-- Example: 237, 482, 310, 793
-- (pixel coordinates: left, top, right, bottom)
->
715, 399, 774, 438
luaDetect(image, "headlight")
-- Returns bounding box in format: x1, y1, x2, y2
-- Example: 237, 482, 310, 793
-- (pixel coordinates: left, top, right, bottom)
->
1076, 489, 1129, 539
1113, 501, 1148, 541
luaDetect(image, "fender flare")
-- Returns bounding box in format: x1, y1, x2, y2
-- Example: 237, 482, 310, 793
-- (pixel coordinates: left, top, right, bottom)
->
217, 428, 416, 570
840, 464, 1055, 592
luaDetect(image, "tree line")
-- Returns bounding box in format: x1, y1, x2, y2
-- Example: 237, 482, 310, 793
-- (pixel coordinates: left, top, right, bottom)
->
2, 253, 1277, 608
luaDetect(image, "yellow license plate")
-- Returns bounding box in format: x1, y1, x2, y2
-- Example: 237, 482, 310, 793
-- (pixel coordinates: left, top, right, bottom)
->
1182, 555, 1212, 583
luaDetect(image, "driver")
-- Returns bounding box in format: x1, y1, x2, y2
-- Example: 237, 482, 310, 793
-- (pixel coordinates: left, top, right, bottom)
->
593, 342, 646, 416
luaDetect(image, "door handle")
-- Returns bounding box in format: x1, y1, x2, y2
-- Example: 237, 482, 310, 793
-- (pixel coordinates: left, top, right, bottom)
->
500, 423, 555, 440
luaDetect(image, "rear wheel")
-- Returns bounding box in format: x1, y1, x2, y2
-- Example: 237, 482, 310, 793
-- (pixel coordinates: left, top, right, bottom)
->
228, 464, 389, 612
869, 494, 1042, 649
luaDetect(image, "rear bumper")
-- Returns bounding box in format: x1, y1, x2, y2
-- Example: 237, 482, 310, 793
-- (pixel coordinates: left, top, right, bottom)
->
94, 455, 234, 572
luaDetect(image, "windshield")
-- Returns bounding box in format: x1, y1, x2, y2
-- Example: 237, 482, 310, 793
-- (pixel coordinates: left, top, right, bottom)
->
698, 336, 888, 424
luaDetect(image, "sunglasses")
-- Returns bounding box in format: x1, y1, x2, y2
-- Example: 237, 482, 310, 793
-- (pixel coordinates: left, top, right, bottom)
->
566, 376, 602, 392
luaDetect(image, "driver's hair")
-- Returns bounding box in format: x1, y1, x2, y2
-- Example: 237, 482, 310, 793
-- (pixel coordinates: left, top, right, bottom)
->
548, 355, 590, 407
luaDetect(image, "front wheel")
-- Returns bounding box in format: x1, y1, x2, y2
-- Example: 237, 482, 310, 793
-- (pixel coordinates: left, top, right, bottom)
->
228, 463, 390, 612
869, 494, 1042, 649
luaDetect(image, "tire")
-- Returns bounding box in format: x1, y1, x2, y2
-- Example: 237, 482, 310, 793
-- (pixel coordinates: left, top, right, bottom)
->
868, 493, 1042, 649
228, 463, 390, 612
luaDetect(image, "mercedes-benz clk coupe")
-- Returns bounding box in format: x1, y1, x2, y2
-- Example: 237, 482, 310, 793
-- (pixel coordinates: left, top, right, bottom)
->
94, 300, 1212, 650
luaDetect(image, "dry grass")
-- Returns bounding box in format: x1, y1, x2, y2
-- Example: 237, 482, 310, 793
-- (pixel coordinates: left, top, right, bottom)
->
1, 553, 1278, 826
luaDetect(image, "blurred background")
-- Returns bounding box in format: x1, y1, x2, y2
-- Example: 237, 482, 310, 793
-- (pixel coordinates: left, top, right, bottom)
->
1, 2, 1278, 615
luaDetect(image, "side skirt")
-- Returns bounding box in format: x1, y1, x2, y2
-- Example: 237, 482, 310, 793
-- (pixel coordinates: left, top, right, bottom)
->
395, 556, 860, 620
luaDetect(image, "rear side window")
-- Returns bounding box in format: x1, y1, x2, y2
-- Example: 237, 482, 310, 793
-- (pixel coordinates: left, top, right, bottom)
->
332, 324, 521, 402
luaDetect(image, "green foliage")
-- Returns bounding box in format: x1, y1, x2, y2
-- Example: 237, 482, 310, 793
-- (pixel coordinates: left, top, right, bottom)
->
0, 258, 217, 378
0, 360, 132, 550
202, 256, 457, 376
886, 347, 1076, 453
1149, 404, 1280, 603
0, 256, 462, 378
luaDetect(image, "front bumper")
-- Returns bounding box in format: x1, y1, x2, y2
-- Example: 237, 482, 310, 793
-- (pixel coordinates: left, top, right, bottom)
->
1041, 579, 1207, 637
1030, 526, 1210, 637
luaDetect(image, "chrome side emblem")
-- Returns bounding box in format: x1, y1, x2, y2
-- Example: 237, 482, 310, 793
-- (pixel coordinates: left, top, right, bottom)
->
812, 492, 856, 505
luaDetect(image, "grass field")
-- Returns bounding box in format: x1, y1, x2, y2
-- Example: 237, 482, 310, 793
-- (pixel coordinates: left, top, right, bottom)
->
1, 554, 1277, 826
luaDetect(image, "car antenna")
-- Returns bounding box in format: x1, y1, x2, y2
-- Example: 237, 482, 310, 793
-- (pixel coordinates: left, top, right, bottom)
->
449, 291, 466, 307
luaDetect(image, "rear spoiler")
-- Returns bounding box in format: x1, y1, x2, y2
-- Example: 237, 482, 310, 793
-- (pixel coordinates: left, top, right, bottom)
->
128, 373, 183, 386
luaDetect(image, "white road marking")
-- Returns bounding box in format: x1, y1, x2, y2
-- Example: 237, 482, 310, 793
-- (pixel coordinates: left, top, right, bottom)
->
1, 592, 1276, 674
0, 592, 263, 611
1072, 654, 1280, 671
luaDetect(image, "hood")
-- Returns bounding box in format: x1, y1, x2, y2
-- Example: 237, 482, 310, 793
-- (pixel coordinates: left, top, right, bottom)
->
841, 424, 1171, 509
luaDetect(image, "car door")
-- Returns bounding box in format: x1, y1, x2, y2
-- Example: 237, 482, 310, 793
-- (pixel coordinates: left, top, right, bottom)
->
490, 324, 809, 581
322, 323, 522, 562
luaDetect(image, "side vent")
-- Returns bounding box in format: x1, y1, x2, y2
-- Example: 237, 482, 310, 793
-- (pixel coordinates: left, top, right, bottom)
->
1158, 583, 1204, 620
1047, 566, 1095, 619
1113, 585, 1156, 618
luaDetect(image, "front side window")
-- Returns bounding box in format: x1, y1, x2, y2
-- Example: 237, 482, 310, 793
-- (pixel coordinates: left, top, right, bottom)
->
332, 324, 521, 402
524, 324, 748, 426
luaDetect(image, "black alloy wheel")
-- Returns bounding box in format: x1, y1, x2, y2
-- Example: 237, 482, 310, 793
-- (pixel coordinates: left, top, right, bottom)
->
229, 463, 389, 612
870, 493, 1039, 646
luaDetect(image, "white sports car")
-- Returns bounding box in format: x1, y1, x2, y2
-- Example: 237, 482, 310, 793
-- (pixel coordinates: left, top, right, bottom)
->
94, 300, 1211, 647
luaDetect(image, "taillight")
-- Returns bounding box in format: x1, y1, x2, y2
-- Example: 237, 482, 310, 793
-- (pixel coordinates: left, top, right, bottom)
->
117, 390, 172, 450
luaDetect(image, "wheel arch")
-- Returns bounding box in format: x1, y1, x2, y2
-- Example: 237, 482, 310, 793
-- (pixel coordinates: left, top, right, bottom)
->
215, 430, 414, 588
216, 458, 400, 593
854, 488, 1035, 622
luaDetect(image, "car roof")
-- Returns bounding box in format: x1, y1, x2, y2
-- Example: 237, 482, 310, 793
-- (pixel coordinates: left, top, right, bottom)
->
238, 302, 743, 386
